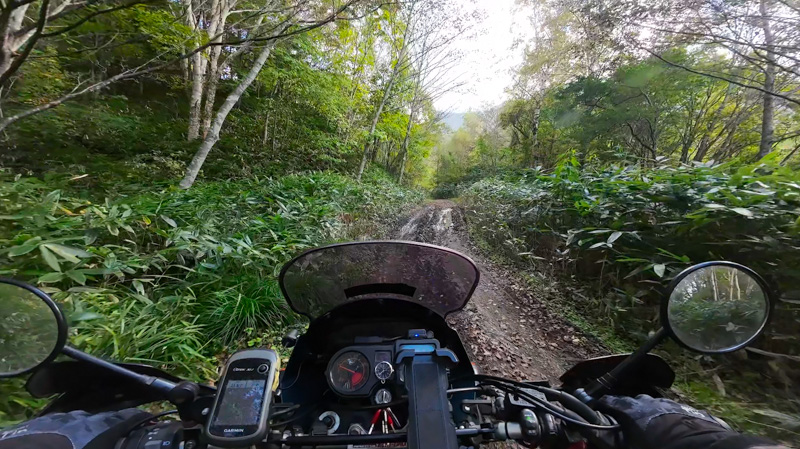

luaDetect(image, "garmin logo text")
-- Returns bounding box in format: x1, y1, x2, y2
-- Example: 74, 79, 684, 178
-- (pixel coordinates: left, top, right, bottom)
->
224, 428, 245, 433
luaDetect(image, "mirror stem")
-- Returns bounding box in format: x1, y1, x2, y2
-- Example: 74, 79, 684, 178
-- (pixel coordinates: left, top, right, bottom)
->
61, 345, 177, 396
582, 328, 669, 401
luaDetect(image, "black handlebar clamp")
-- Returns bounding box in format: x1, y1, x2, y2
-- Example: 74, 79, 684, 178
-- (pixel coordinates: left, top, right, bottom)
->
396, 338, 459, 449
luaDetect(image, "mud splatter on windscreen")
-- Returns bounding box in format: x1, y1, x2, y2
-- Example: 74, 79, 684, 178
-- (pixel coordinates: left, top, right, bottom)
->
279, 241, 480, 319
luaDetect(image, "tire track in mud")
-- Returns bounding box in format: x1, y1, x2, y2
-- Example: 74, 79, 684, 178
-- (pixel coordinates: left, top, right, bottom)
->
395, 200, 602, 384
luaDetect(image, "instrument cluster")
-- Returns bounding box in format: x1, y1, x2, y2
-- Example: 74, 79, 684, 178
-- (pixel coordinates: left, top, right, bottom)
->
326, 345, 396, 399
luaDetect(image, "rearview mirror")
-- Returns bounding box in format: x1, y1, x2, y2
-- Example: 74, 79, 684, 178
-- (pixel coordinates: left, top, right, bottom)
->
662, 262, 771, 354
0, 279, 67, 377
583, 261, 772, 400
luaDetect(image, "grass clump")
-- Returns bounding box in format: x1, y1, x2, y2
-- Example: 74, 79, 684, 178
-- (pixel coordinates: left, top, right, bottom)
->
201, 281, 288, 345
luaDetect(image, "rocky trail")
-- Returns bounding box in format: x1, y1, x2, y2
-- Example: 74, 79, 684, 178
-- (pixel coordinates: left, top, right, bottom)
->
395, 200, 603, 383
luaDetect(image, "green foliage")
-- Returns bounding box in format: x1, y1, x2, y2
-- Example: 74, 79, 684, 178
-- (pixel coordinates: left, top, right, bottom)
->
253, 42, 358, 170
0, 168, 422, 423
130, 5, 195, 56
461, 157, 800, 417
4, 98, 192, 185
2, 3, 442, 186
201, 280, 287, 346
433, 110, 516, 195
0, 380, 47, 427
15, 48, 72, 105
498, 48, 797, 168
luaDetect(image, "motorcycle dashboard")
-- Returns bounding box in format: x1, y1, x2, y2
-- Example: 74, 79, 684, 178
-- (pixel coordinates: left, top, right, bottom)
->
326, 345, 395, 397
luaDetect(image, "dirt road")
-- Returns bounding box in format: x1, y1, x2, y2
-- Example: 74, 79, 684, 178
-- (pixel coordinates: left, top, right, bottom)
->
395, 200, 602, 383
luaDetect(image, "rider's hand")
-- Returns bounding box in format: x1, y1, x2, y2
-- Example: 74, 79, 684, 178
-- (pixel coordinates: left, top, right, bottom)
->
597, 395, 783, 449
0, 409, 151, 449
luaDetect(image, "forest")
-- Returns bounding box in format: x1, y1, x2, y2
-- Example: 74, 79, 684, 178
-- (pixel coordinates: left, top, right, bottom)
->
435, 0, 800, 439
0, 0, 799, 441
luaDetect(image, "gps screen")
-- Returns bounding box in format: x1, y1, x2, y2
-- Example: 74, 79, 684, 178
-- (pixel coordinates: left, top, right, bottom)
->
213, 379, 267, 426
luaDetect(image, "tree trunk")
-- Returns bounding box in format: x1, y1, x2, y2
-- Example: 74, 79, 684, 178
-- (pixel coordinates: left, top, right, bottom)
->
356, 65, 400, 180
0, 4, 29, 80
272, 117, 278, 152
201, 49, 220, 136
529, 107, 540, 167
712, 114, 747, 161
398, 109, 415, 183
680, 124, 696, 163
357, 12, 413, 181
187, 49, 207, 141
693, 134, 711, 162
180, 42, 276, 189
201, 0, 229, 136
397, 48, 425, 183
262, 111, 270, 145
756, 0, 776, 160
650, 138, 658, 163
341, 34, 370, 144
181, 54, 190, 82
680, 141, 691, 163
0, 86, 5, 138
1, 0, 104, 84
184, 0, 204, 141
399, 150, 408, 184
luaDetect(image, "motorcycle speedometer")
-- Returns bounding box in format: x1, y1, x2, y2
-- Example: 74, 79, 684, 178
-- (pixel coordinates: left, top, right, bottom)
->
329, 351, 369, 393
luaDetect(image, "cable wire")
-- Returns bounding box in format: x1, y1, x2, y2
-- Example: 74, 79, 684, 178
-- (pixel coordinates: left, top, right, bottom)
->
279, 360, 305, 390
466, 377, 620, 431
270, 405, 317, 427
271, 404, 301, 418
466, 374, 601, 425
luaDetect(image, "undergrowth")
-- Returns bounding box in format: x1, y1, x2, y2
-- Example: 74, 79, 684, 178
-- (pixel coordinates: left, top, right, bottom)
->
459, 156, 800, 442
0, 168, 422, 424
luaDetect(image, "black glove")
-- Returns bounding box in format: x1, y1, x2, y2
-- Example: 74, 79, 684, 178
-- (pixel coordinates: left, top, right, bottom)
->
597, 395, 781, 449
0, 409, 152, 449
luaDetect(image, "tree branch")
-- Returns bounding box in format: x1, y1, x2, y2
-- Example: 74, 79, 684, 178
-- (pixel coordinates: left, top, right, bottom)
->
0, 0, 50, 86
639, 45, 800, 107
40, 0, 153, 38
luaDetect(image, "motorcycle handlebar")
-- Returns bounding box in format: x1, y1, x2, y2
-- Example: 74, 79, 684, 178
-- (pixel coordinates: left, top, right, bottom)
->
120, 414, 618, 449
118, 383, 620, 449
490, 409, 621, 448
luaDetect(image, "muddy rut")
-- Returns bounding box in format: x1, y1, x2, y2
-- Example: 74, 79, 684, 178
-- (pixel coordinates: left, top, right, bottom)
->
395, 200, 602, 383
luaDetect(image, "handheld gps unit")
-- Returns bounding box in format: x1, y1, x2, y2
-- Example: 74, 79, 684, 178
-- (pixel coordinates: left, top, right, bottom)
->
203, 349, 278, 447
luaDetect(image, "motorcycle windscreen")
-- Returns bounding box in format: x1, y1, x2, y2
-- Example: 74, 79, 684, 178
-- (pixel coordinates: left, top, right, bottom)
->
279, 241, 480, 319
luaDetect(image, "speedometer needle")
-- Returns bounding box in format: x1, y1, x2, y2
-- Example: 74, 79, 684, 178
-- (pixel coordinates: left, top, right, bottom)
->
339, 365, 357, 374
